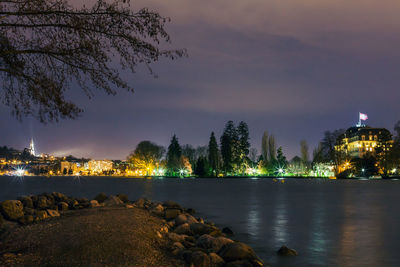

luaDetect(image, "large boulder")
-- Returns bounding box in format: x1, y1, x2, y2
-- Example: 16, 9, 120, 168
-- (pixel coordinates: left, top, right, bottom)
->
35, 196, 49, 209
68, 199, 79, 209
212, 237, 234, 252
89, 200, 101, 208
190, 223, 215, 236
0, 200, 24, 221
218, 242, 258, 262
47, 209, 60, 217
190, 251, 211, 267
277, 246, 298, 256
94, 193, 108, 203
175, 214, 188, 225
134, 198, 146, 208
222, 227, 234, 236
196, 234, 215, 249
174, 223, 192, 235
51, 192, 68, 202
196, 235, 234, 253
35, 210, 49, 221
165, 208, 181, 220
167, 232, 188, 243
209, 252, 224, 267
58, 202, 69, 211
18, 196, 33, 209
103, 195, 123, 206
116, 194, 129, 203
150, 204, 164, 216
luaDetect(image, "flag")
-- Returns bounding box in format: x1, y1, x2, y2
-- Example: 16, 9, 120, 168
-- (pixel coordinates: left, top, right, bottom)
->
359, 112, 368, 121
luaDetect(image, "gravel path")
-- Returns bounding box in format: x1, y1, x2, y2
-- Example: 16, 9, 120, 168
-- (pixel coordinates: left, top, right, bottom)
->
0, 207, 183, 267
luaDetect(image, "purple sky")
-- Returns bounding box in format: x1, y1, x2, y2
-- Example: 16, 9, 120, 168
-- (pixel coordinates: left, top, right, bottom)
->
2, 0, 400, 160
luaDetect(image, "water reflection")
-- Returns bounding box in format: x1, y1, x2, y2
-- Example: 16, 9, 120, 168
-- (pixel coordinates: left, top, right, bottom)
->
272, 186, 288, 244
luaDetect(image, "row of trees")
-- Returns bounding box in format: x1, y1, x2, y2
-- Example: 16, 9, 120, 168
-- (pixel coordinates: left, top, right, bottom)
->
127, 120, 300, 177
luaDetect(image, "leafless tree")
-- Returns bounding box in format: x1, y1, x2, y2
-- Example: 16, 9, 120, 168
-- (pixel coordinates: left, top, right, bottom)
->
0, 0, 186, 122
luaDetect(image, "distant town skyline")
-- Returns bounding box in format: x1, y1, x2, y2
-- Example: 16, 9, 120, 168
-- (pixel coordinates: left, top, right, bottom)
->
2, 0, 400, 159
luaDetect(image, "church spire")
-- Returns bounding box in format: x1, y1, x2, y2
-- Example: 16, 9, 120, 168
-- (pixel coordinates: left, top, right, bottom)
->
29, 138, 36, 156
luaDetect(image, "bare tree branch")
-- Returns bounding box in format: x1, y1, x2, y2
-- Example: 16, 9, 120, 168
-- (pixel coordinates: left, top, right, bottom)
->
0, 0, 187, 122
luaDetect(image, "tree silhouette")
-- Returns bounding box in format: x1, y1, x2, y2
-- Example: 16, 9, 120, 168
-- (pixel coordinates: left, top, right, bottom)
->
0, 0, 186, 122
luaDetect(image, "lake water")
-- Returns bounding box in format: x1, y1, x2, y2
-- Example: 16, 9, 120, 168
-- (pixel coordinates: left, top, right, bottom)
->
0, 176, 399, 267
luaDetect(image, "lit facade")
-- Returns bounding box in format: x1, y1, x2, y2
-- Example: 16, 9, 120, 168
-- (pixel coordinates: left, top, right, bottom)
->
335, 126, 393, 158
88, 160, 113, 174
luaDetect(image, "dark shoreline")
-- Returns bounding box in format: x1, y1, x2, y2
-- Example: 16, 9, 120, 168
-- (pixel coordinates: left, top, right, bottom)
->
0, 192, 274, 266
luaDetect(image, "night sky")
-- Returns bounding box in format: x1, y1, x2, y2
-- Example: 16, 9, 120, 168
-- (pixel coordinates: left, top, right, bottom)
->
2, 0, 400, 160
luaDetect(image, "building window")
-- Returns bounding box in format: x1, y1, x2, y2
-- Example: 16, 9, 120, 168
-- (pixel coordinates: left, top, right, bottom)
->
369, 135, 373, 141
374, 135, 378, 140
362, 135, 365, 141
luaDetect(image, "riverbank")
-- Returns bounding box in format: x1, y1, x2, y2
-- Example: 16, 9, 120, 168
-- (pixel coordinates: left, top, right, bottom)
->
0, 192, 266, 266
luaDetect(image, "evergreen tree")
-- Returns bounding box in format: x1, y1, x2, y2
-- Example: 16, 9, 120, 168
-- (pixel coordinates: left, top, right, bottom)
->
208, 132, 220, 177
220, 120, 238, 174
166, 134, 182, 176
261, 131, 269, 165
194, 156, 209, 177
276, 147, 288, 168
237, 121, 250, 173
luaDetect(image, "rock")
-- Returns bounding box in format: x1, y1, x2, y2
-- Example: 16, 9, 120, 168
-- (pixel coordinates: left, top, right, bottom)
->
196, 235, 233, 252
209, 229, 224, 238
174, 223, 192, 235
186, 208, 196, 215
18, 215, 34, 225
175, 214, 188, 225
134, 198, 146, 208
23, 207, 36, 216
77, 198, 89, 204
35, 210, 49, 221
58, 202, 69, 211
190, 251, 211, 267
89, 200, 100, 208
18, 196, 33, 209
222, 227, 234, 236
151, 204, 164, 216
94, 193, 108, 203
163, 200, 181, 209
209, 252, 225, 267
117, 194, 129, 203
172, 242, 185, 250
224, 260, 253, 267
51, 192, 68, 202
211, 237, 234, 252
68, 200, 79, 209
167, 232, 188, 243
196, 234, 215, 249
165, 208, 181, 220
43, 193, 55, 206
167, 220, 176, 228
218, 242, 259, 262
190, 223, 215, 236
182, 250, 193, 263
185, 235, 196, 243
103, 195, 123, 206
35, 196, 49, 209
47, 209, 60, 217
125, 204, 134, 209
187, 214, 199, 225
277, 246, 298, 256
0, 200, 24, 221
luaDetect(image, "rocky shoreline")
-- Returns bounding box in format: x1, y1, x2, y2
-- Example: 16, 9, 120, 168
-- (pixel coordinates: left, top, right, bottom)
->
0, 192, 295, 266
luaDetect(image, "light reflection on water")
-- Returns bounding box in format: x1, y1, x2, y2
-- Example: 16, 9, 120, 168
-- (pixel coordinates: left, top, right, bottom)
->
0, 177, 399, 266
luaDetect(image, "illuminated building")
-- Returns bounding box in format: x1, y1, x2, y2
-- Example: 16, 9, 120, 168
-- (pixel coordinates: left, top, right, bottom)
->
335, 126, 393, 159
88, 160, 113, 174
